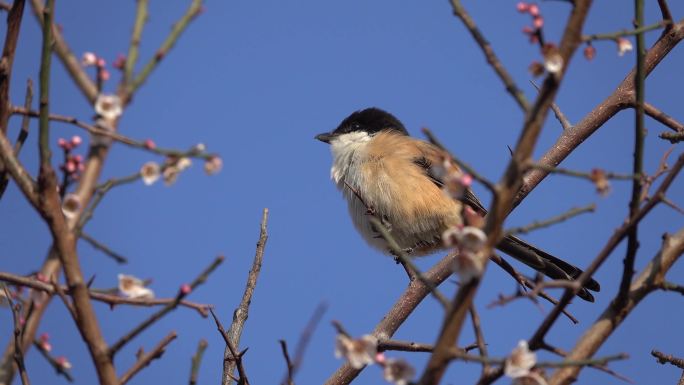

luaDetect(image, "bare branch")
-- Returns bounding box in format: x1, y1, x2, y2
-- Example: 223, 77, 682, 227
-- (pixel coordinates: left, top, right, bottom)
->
119, 331, 177, 385
188, 339, 208, 385
279, 302, 327, 385
505, 203, 596, 236
223, 209, 268, 385
652, 350, 684, 370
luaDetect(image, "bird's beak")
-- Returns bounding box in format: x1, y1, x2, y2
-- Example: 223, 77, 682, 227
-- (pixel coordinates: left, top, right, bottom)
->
315, 132, 334, 144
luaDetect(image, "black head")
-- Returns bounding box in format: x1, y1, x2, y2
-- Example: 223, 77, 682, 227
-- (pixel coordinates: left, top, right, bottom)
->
315, 107, 408, 143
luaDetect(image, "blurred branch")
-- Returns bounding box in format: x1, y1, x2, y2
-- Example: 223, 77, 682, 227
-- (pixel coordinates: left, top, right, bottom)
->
223, 208, 268, 385
279, 302, 327, 385
581, 21, 668, 42
657, 0, 673, 28
109, 256, 224, 356
33, 339, 74, 382
119, 331, 177, 385
29, 0, 98, 103
77, 172, 141, 230
0, 271, 211, 315
659, 131, 684, 143
189, 339, 208, 385
527, 162, 638, 181
0, 78, 33, 200
3, 285, 31, 385
125, 0, 203, 101
79, 232, 129, 264
123, 0, 149, 86
505, 203, 595, 235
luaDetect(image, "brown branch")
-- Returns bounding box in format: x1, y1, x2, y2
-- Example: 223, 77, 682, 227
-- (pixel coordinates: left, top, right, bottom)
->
656, 281, 684, 296
2, 285, 31, 385
469, 304, 489, 375
530, 154, 684, 354
0, 271, 210, 315
29, 0, 98, 103
0, 0, 26, 135
660, 131, 684, 143
223, 209, 268, 385
279, 341, 294, 385
581, 21, 668, 42
211, 309, 250, 385
32, 339, 74, 382
652, 350, 684, 369
0, 78, 32, 201
79, 232, 128, 264
109, 255, 224, 356
122, 0, 148, 87
657, 0, 673, 28
515, 19, 684, 209
418, 2, 594, 383
549, 226, 684, 385
323, 253, 457, 385
188, 339, 208, 385
119, 331, 177, 385
505, 203, 596, 236
447, 0, 529, 111
643, 102, 684, 132
531, 80, 572, 130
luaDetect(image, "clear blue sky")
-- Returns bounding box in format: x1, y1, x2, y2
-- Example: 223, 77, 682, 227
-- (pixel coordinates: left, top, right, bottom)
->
1, 1, 683, 384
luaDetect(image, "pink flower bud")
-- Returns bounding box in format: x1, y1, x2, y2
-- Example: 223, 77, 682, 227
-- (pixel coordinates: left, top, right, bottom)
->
528, 4, 539, 17
71, 135, 82, 147
460, 174, 473, 187
144, 139, 156, 150
57, 138, 67, 148
113, 53, 126, 70
516, 2, 528, 12
65, 160, 77, 173
522, 26, 533, 35
73, 154, 83, 163
584, 45, 596, 61
180, 284, 192, 295
36, 273, 48, 283
40, 332, 50, 342
99, 69, 111, 81
96, 58, 106, 68
533, 16, 544, 29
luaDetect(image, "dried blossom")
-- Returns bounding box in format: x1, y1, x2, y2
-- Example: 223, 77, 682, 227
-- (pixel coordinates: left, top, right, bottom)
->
118, 274, 154, 299
451, 249, 485, 282
616, 37, 633, 57
590, 168, 611, 196
94, 94, 123, 120
505, 340, 537, 379
382, 358, 415, 385
458, 226, 487, 253
584, 44, 596, 61
334, 334, 378, 369
204, 156, 223, 175
542, 43, 563, 74
140, 161, 161, 186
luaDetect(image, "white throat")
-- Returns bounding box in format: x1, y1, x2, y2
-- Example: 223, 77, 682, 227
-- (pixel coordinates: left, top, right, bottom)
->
329, 131, 372, 184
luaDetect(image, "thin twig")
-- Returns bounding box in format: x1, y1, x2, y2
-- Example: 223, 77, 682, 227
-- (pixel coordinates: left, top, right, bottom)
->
505, 203, 596, 235
3, 285, 30, 385
0, 78, 32, 200
118, 331, 177, 385
189, 339, 208, 385
79, 232, 129, 264
223, 209, 268, 385
211, 309, 250, 385
11, 107, 218, 161
368, 216, 450, 309
657, 0, 673, 27
643, 102, 684, 132
126, 0, 203, 100
421, 127, 497, 193
279, 302, 327, 385
32, 339, 74, 382
122, 0, 149, 87
109, 256, 224, 356
581, 21, 668, 42
531, 80, 572, 130
447, 0, 529, 111
279, 341, 294, 385
77, 172, 141, 230
527, 162, 638, 181
656, 281, 684, 296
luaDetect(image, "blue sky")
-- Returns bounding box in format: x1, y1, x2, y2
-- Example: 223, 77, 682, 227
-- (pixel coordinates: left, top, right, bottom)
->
1, 1, 683, 384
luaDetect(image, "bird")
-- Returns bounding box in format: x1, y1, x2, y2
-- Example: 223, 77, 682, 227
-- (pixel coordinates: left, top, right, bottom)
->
315, 107, 600, 302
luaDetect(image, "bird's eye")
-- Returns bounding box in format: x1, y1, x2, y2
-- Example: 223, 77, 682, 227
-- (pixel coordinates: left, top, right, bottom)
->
351, 122, 361, 131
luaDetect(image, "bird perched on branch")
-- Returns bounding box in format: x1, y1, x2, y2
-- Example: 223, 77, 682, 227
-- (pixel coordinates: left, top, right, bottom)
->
315, 107, 599, 301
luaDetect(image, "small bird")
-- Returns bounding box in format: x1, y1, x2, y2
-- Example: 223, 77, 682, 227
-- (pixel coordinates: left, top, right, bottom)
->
316, 107, 600, 301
